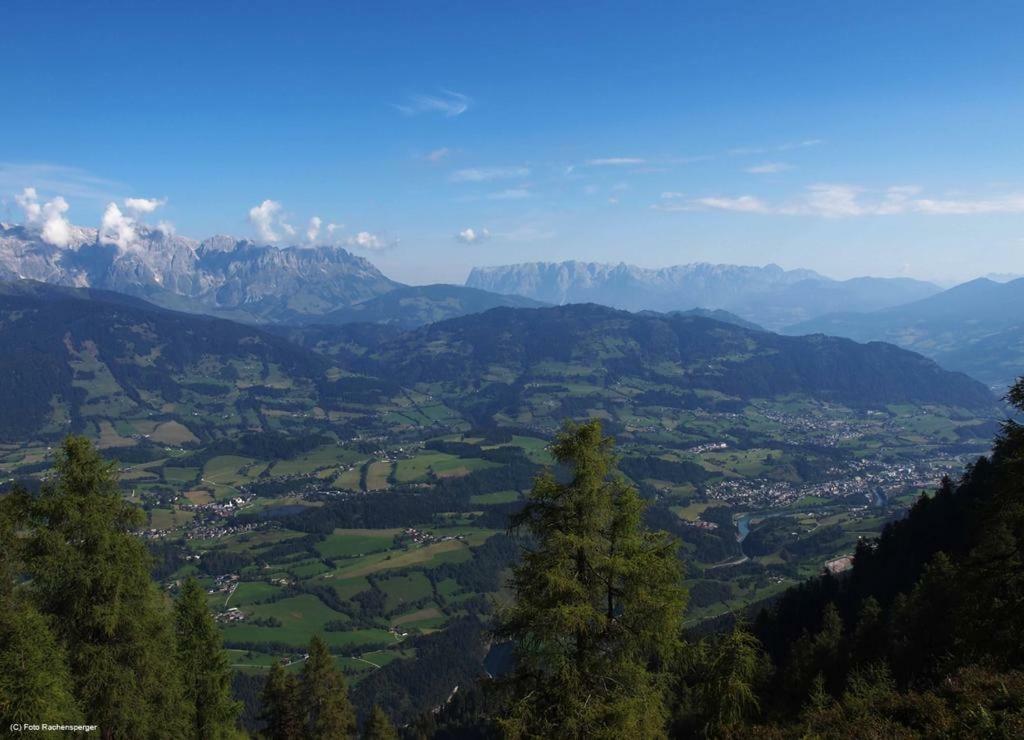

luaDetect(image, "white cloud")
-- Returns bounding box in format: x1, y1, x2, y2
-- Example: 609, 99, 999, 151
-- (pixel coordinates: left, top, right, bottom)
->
393, 89, 471, 117
656, 183, 1024, 218
456, 227, 490, 244
745, 162, 792, 174
248, 199, 295, 243
425, 147, 451, 163
585, 157, 646, 166
124, 196, 166, 214
15, 187, 42, 222
486, 188, 531, 200
778, 138, 823, 151
306, 216, 322, 243
345, 231, 392, 251
913, 194, 1024, 215
450, 166, 529, 183
100, 202, 138, 250
15, 187, 74, 247
653, 194, 769, 213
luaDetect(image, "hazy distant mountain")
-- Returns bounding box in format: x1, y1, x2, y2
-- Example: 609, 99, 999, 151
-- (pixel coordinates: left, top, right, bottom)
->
465, 261, 939, 329
318, 284, 546, 329
984, 272, 1024, 283
787, 277, 1024, 389
0, 222, 398, 323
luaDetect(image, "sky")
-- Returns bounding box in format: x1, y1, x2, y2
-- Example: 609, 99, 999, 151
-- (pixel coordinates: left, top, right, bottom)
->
1, 0, 1023, 285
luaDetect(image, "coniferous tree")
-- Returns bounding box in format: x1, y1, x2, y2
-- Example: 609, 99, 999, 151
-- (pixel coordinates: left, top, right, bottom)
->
496, 420, 686, 739
18, 436, 187, 737
362, 704, 398, 740
301, 634, 357, 738
676, 625, 768, 736
175, 577, 241, 739
261, 661, 302, 740
0, 498, 81, 728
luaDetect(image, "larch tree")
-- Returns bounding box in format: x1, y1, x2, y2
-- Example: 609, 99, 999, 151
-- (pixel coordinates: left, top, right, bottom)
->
496, 420, 687, 739
175, 576, 241, 738
362, 704, 398, 740
301, 634, 357, 738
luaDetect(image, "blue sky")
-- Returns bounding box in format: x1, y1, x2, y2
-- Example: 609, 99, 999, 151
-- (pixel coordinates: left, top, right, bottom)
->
2, 1, 1022, 285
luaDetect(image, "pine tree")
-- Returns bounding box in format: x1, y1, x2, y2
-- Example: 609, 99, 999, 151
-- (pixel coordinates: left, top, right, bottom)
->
175, 577, 241, 739
496, 420, 686, 739
261, 661, 302, 740
362, 704, 398, 740
301, 634, 357, 738
19, 436, 187, 738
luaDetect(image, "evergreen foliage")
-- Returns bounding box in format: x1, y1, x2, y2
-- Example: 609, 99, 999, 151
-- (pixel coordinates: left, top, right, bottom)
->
495, 419, 686, 739
2, 437, 189, 737
175, 577, 241, 739
301, 634, 357, 738
260, 661, 303, 740
362, 705, 398, 740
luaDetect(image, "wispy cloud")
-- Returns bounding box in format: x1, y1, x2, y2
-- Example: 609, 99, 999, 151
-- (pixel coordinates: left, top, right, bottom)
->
728, 139, 823, 156
425, 147, 451, 163
585, 157, 646, 166
393, 89, 471, 118
913, 194, 1024, 215
1, 162, 125, 202
654, 183, 1024, 217
450, 166, 529, 183
745, 162, 792, 174
486, 188, 531, 200
456, 227, 490, 244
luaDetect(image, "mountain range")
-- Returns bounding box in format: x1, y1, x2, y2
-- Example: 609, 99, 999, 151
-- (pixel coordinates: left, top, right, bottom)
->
465, 260, 941, 329
0, 281, 994, 443
787, 277, 1024, 389
4, 221, 1021, 391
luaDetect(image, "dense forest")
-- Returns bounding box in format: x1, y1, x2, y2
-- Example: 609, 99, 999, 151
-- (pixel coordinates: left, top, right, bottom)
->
2, 379, 1023, 737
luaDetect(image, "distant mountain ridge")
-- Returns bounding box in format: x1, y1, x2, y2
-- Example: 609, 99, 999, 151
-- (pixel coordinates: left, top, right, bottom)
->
465, 260, 940, 329
787, 277, 1024, 389
346, 303, 994, 417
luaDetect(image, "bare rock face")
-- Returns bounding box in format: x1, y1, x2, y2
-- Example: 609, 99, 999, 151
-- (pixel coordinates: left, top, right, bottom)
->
0, 222, 400, 322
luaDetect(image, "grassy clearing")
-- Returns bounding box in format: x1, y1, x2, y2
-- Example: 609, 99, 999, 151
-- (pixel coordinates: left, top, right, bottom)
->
470, 490, 520, 505
316, 532, 395, 559
150, 421, 198, 445
392, 607, 445, 628
331, 540, 469, 579
229, 581, 284, 607
378, 573, 433, 611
